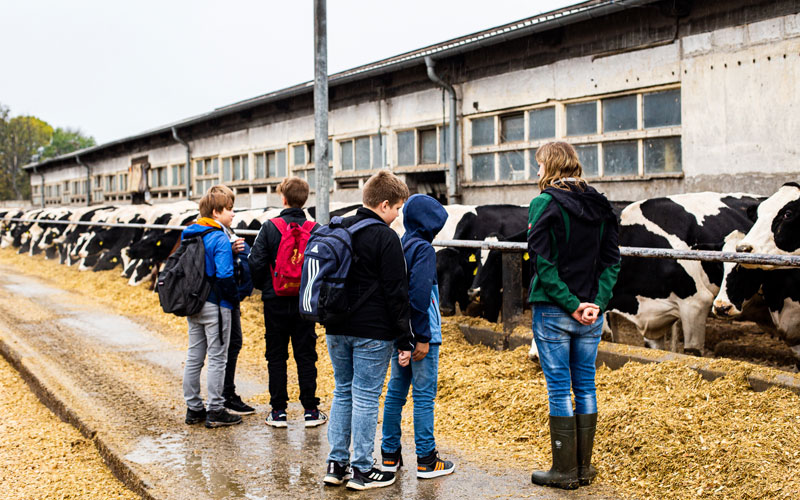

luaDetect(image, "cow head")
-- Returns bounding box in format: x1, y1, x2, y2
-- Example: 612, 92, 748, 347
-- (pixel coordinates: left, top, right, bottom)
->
713, 231, 765, 318
93, 251, 123, 271
736, 183, 800, 263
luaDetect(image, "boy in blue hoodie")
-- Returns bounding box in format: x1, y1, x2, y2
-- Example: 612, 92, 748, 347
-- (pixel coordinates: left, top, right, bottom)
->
182, 186, 245, 428
380, 194, 455, 479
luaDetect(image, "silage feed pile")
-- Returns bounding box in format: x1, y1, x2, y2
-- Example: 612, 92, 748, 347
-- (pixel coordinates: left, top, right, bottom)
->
2, 247, 800, 500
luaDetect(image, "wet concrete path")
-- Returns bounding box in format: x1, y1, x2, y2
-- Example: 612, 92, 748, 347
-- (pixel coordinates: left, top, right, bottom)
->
0, 265, 618, 500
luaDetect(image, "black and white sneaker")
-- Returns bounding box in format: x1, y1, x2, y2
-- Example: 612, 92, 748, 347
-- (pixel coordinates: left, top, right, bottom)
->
265, 409, 288, 428
416, 450, 455, 479
205, 409, 242, 428
304, 408, 328, 427
323, 460, 352, 486
185, 407, 206, 425
381, 447, 403, 472
224, 394, 255, 415
345, 466, 396, 490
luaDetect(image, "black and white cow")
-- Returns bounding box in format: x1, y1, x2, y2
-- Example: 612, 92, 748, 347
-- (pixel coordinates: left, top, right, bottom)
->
735, 182, 800, 264
603, 192, 763, 356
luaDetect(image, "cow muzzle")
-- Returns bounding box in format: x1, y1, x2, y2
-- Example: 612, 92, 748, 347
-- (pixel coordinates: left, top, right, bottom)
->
468, 287, 480, 300
712, 301, 739, 318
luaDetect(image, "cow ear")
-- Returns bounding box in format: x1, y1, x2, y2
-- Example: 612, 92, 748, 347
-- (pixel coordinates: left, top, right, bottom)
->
746, 203, 760, 222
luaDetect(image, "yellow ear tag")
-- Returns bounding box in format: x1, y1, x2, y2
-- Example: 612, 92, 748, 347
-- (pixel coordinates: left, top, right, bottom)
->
473, 267, 478, 275
156, 240, 161, 246
99, 241, 103, 246
523, 252, 529, 261
112, 257, 117, 263
468, 254, 476, 262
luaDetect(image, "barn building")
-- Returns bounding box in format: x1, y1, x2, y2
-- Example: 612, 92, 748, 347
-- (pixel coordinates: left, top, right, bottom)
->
24, 0, 800, 209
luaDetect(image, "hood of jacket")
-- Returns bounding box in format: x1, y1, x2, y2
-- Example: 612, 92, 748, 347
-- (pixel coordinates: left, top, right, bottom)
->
402, 194, 448, 243
544, 181, 615, 223
182, 218, 223, 238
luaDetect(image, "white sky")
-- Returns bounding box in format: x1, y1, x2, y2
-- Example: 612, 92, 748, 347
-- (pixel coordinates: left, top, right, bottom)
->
1, 0, 577, 143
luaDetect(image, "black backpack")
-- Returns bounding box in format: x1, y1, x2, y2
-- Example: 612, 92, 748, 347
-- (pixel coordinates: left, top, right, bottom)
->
157, 227, 220, 316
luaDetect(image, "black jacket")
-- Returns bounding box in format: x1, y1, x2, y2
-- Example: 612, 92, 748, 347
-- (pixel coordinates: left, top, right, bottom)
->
249, 208, 319, 300
325, 207, 413, 351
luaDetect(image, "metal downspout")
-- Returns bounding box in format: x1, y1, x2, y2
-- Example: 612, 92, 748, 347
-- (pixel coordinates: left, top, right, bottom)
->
171, 127, 191, 199
75, 155, 91, 207
425, 56, 459, 204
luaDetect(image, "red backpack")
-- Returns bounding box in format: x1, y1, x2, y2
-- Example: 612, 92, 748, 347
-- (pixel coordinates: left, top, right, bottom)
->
270, 218, 316, 296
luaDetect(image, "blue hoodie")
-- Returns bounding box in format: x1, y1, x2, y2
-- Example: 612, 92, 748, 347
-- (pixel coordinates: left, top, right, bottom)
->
181, 222, 239, 309
401, 194, 448, 345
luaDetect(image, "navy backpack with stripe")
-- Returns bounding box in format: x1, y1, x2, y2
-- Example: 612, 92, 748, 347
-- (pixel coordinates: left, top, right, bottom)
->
298, 216, 382, 324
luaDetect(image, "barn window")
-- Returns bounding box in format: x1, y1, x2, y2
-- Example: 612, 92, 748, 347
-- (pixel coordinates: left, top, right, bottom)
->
566, 101, 597, 136
419, 129, 437, 164
529, 107, 555, 140
471, 117, 494, 146
355, 137, 371, 170
603, 95, 637, 132
576, 144, 599, 177
498, 150, 525, 181
293, 144, 306, 166
340, 140, 354, 170
603, 141, 638, 176
472, 153, 495, 181
644, 89, 681, 128
500, 114, 524, 143
397, 131, 415, 166
171, 164, 185, 186
645, 137, 682, 174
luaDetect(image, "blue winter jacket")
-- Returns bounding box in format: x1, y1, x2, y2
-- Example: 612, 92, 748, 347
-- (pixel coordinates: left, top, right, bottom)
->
181, 223, 239, 310
401, 194, 448, 345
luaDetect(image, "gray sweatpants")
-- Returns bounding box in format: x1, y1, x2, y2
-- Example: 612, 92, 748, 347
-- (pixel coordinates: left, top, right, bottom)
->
183, 301, 232, 412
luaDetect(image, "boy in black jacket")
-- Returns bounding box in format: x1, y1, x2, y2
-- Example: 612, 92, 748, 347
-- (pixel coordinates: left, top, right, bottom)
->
249, 177, 326, 428
322, 171, 414, 491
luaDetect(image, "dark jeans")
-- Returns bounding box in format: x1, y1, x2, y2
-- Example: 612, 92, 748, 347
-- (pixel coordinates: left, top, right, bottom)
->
263, 296, 320, 411
222, 308, 242, 399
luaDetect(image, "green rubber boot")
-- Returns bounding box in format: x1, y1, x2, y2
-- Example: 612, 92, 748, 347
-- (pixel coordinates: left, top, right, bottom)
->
576, 413, 598, 486
531, 415, 579, 490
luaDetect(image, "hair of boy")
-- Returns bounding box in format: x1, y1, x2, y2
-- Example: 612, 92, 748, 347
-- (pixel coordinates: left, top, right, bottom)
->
362, 170, 410, 208
277, 177, 310, 208
199, 184, 235, 218
535, 141, 585, 192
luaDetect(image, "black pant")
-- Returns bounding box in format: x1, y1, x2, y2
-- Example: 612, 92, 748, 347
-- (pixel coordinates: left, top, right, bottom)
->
263, 296, 320, 411
222, 307, 242, 399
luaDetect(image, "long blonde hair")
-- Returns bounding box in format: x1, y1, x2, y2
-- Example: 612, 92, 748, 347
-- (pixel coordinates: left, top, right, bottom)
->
535, 142, 585, 192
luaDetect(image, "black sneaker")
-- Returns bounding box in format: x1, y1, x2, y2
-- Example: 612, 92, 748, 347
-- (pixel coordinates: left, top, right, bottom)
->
381, 447, 403, 472
345, 466, 396, 490
416, 450, 455, 479
304, 408, 328, 427
224, 394, 255, 415
265, 409, 288, 428
205, 409, 242, 428
185, 407, 206, 425
323, 460, 352, 486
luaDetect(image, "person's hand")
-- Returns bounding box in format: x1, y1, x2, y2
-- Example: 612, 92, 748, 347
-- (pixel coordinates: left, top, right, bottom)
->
398, 350, 412, 367
231, 237, 245, 254
571, 303, 600, 325
412, 342, 429, 362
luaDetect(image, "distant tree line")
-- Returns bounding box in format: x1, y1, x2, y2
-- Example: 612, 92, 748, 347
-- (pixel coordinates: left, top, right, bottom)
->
0, 102, 96, 201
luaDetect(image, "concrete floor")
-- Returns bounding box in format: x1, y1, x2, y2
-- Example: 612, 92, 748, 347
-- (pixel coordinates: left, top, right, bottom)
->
0, 265, 619, 500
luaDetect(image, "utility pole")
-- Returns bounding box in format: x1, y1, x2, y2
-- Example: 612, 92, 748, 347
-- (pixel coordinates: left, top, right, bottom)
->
313, 0, 330, 224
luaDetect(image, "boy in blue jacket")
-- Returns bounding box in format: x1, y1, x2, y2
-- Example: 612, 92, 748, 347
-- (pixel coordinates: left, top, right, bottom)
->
380, 194, 455, 479
182, 186, 245, 428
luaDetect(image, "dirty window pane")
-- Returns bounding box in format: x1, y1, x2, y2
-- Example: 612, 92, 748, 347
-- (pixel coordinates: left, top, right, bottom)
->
420, 129, 437, 163
471, 153, 495, 181
241, 156, 249, 180
308, 170, 316, 190
498, 150, 525, 180
528, 148, 538, 179
603, 141, 638, 176
340, 140, 354, 170
603, 95, 637, 132
232, 156, 241, 180
397, 131, 415, 166
223, 158, 232, 181
255, 153, 265, 178
644, 89, 681, 128
372, 135, 384, 168
293, 144, 306, 166
500, 114, 524, 143
645, 137, 682, 174
575, 144, 598, 177
276, 150, 286, 177
355, 137, 370, 170
471, 117, 494, 146
529, 107, 555, 140
195, 161, 203, 176
566, 101, 597, 136
171, 165, 179, 185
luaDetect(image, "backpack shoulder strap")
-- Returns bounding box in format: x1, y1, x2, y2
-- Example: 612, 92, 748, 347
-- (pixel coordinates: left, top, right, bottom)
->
348, 217, 383, 234
402, 235, 425, 253
270, 217, 288, 233
300, 220, 316, 232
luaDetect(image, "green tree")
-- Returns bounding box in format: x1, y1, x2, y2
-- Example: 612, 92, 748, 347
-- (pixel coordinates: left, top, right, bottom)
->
0, 104, 53, 200
41, 127, 96, 159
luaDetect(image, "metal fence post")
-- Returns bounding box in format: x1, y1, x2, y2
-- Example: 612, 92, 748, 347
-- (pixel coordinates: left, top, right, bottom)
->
502, 252, 524, 334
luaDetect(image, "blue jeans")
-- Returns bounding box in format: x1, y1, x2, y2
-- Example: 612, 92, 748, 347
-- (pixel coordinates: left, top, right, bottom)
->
381, 344, 440, 458
326, 335, 394, 473
533, 304, 602, 417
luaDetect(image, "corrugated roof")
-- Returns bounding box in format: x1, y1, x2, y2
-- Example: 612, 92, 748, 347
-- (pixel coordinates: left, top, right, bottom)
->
25, 0, 655, 172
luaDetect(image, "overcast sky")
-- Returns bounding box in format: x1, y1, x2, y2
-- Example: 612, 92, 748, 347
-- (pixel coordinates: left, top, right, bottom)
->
1, 0, 577, 143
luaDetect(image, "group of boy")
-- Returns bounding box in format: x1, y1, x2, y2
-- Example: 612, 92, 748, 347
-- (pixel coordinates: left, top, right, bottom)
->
180, 171, 454, 490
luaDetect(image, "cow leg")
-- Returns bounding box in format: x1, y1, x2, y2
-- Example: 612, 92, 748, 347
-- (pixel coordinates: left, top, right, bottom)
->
679, 299, 712, 356
669, 322, 681, 353
528, 338, 539, 362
